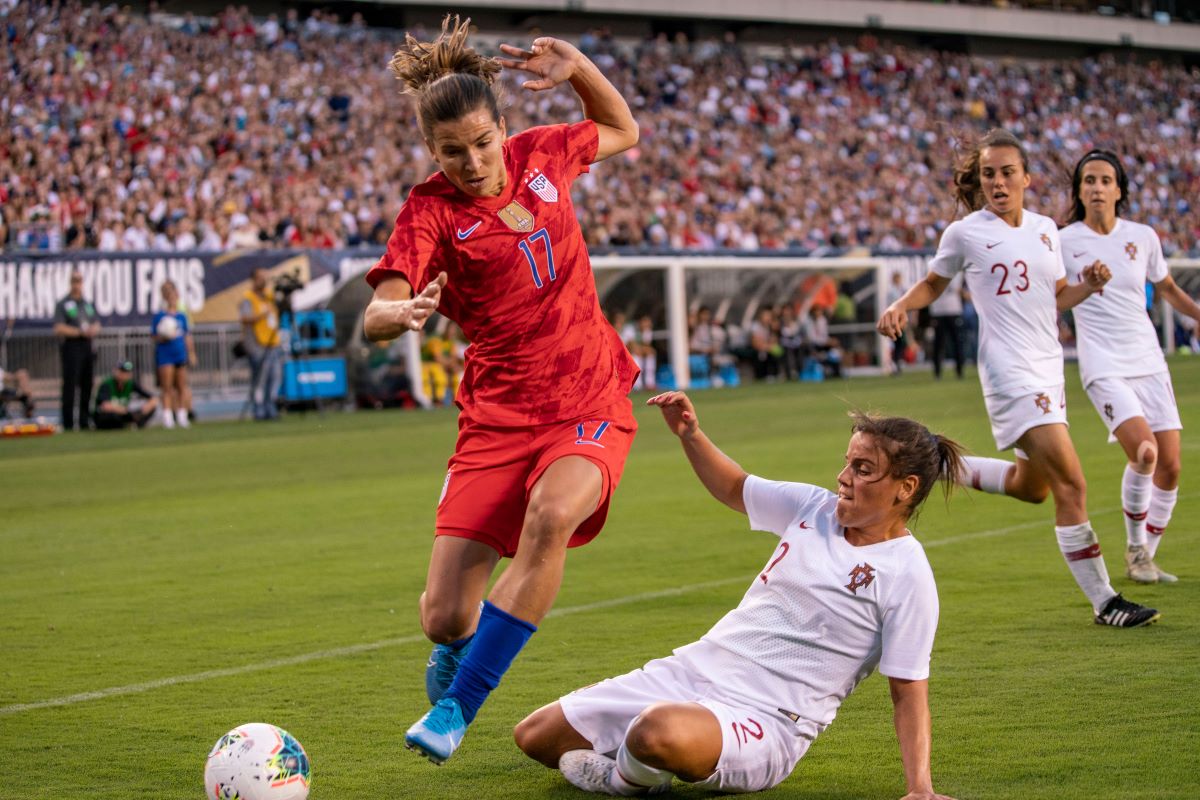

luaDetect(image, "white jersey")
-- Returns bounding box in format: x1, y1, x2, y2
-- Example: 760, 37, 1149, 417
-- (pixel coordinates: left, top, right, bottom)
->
1060, 219, 1168, 386
929, 209, 1066, 395
673, 476, 939, 742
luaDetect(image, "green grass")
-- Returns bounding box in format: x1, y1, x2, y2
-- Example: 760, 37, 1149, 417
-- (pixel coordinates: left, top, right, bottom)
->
2, 358, 1199, 799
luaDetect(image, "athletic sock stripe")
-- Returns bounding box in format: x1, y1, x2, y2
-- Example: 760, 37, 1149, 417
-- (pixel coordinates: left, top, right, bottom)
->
1146, 524, 1166, 536
1064, 543, 1103, 562
1123, 509, 1148, 521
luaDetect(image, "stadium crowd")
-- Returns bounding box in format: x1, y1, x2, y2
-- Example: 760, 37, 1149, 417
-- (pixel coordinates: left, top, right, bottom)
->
2, 2, 1198, 255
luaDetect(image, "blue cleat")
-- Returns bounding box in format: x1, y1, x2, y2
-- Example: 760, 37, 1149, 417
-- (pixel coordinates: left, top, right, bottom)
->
425, 640, 472, 704
405, 697, 468, 765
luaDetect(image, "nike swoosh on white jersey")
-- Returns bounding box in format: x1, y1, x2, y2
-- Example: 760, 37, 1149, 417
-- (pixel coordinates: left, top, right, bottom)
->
986, 241, 1001, 249
456, 221, 482, 240
1072, 251, 1087, 258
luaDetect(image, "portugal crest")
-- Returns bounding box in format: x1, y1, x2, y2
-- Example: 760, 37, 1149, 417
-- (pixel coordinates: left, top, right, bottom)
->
845, 562, 876, 595
1125, 241, 1138, 261
498, 201, 535, 233
1034, 393, 1052, 414
1040, 233, 1054, 252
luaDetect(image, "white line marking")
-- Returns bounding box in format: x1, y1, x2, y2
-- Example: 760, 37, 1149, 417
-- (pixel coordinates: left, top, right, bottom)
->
1, 497, 1182, 716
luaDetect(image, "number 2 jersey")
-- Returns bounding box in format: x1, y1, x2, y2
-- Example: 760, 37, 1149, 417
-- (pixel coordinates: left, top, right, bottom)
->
672, 476, 940, 742
929, 209, 1066, 396
365, 121, 638, 427
1060, 218, 1169, 388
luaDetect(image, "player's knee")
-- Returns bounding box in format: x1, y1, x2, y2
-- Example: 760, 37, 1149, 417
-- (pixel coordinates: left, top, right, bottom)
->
626, 705, 689, 768
1155, 457, 1180, 487
521, 500, 577, 545
512, 711, 558, 767
1134, 440, 1158, 472
420, 603, 475, 643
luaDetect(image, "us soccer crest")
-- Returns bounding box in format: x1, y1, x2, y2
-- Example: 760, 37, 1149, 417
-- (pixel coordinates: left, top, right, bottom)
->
1040, 233, 1053, 252
498, 201, 535, 233
1034, 392, 1052, 414
1125, 242, 1138, 260
524, 168, 559, 203
845, 562, 876, 595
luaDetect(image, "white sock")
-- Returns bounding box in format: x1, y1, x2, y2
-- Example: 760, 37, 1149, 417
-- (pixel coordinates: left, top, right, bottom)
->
1056, 522, 1116, 613
1121, 464, 1152, 547
613, 741, 674, 795
959, 456, 1012, 495
162, 410, 175, 429
1145, 485, 1178, 559
176, 409, 190, 428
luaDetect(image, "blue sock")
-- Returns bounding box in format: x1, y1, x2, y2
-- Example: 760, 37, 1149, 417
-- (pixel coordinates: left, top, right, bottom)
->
444, 600, 536, 724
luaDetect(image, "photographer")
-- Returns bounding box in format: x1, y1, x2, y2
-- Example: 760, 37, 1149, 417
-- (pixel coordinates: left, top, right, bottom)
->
239, 267, 282, 421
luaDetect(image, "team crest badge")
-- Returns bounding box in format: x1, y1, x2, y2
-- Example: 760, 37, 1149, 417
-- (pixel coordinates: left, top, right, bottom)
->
845, 562, 876, 595
1040, 233, 1053, 252
498, 201, 535, 233
1125, 242, 1138, 260
524, 168, 559, 204
1034, 393, 1052, 414
1104, 403, 1114, 421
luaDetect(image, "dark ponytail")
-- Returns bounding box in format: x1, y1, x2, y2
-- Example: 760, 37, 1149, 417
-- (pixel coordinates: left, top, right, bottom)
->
389, 15, 504, 140
849, 412, 966, 520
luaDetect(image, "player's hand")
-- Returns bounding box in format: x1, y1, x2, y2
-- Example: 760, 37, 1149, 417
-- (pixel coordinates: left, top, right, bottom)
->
1081, 260, 1111, 292
496, 38, 582, 92
876, 305, 909, 340
647, 391, 699, 439
400, 272, 448, 331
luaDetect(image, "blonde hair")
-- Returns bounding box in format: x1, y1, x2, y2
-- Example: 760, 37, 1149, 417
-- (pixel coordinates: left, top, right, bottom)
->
389, 15, 503, 139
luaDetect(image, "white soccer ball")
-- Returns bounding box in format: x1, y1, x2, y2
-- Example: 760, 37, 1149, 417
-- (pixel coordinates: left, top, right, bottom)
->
204, 723, 311, 800
156, 315, 180, 339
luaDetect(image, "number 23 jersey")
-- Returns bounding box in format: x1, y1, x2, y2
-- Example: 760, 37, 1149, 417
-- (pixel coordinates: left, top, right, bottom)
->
366, 121, 638, 426
929, 209, 1066, 396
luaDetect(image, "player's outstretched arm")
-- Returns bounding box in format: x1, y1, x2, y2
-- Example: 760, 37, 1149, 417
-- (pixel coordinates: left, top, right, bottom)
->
647, 391, 748, 514
1055, 260, 1111, 311
889, 677, 957, 800
1155, 274, 1200, 327
363, 272, 447, 341
877, 273, 951, 339
496, 37, 638, 161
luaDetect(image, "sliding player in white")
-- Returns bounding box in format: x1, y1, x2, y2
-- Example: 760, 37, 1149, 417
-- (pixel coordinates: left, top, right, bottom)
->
515, 391, 961, 799
878, 129, 1159, 628
1061, 149, 1200, 584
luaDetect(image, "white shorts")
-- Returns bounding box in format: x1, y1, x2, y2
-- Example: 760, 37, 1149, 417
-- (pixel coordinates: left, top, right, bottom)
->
559, 655, 808, 793
983, 383, 1068, 451
1086, 373, 1182, 443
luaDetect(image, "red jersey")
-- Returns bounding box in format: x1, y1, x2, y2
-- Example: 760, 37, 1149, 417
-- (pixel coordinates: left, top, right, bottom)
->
366, 121, 638, 427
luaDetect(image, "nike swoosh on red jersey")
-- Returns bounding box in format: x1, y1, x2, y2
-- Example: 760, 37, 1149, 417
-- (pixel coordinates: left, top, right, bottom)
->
986, 241, 1002, 249
456, 221, 482, 240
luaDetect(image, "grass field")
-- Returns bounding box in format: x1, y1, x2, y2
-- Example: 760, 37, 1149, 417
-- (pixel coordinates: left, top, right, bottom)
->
2, 358, 1199, 800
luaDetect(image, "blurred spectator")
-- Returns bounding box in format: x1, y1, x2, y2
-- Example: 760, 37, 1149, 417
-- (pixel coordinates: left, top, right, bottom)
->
53, 271, 100, 430
92, 360, 158, 429
749, 307, 782, 381
0, 364, 35, 418
628, 314, 659, 390
239, 267, 281, 420
1, 4, 1198, 255
929, 272, 966, 379
802, 306, 844, 378
779, 305, 806, 380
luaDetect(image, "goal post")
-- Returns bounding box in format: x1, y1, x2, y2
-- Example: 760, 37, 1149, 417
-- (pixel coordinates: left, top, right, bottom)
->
591, 255, 891, 390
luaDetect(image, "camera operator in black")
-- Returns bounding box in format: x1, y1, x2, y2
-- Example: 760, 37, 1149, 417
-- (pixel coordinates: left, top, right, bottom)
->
53, 271, 101, 430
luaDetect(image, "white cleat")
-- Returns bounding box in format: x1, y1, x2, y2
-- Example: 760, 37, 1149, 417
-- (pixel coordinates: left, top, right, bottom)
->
559, 751, 622, 795
1125, 544, 1158, 584
1150, 560, 1178, 583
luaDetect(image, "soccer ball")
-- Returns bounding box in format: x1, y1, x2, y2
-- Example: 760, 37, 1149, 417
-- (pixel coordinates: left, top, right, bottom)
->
204, 723, 310, 800
156, 315, 180, 339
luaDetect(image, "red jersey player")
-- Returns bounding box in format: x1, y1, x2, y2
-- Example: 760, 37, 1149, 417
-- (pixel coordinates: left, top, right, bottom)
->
362, 16, 640, 765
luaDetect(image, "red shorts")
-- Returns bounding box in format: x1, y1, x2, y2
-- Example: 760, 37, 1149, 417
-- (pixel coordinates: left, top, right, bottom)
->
436, 399, 638, 558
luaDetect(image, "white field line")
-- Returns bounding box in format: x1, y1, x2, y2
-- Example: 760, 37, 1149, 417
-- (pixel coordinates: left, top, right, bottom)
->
0, 499, 1171, 716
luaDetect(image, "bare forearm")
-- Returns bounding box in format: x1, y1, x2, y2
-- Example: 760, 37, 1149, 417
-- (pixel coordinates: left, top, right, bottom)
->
1056, 281, 1099, 311
678, 428, 748, 513
891, 680, 934, 795
568, 57, 637, 157
363, 300, 412, 342
1163, 283, 1200, 324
